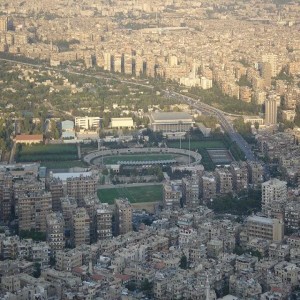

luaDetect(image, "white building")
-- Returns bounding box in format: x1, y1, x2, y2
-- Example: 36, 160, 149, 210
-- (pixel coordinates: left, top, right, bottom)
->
149, 112, 194, 133
75, 116, 100, 130
262, 53, 278, 77
262, 179, 287, 218
111, 117, 134, 129
265, 98, 278, 126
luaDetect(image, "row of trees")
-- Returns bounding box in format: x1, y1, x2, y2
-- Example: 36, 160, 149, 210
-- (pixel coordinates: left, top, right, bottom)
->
207, 189, 262, 216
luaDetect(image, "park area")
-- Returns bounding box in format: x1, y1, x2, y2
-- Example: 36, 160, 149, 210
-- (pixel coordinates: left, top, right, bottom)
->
15, 144, 86, 169
97, 184, 163, 205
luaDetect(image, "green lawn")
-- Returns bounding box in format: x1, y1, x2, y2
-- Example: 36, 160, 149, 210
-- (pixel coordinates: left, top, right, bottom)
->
41, 160, 88, 169
16, 144, 78, 163
102, 153, 175, 164
97, 185, 163, 204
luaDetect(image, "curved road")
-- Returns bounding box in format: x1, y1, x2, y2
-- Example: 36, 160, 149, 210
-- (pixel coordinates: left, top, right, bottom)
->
165, 90, 256, 161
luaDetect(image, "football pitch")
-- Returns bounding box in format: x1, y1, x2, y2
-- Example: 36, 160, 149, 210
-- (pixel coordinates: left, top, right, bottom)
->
97, 184, 163, 204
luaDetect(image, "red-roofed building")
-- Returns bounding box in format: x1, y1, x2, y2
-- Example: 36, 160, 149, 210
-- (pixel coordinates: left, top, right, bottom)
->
15, 134, 43, 144
115, 273, 132, 284
91, 274, 105, 282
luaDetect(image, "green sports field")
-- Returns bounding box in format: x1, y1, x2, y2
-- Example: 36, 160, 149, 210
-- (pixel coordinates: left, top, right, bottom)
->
97, 185, 163, 204
41, 160, 88, 169
16, 144, 78, 162
101, 153, 176, 164
15, 144, 83, 169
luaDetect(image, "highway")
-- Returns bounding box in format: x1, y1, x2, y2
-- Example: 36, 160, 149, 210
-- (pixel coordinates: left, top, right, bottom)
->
0, 56, 256, 161
165, 90, 256, 161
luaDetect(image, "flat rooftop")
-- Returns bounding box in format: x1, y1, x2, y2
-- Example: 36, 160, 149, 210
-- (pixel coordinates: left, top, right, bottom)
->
150, 112, 193, 122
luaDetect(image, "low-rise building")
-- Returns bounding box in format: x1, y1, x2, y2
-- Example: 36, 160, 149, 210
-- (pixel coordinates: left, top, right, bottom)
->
55, 249, 83, 272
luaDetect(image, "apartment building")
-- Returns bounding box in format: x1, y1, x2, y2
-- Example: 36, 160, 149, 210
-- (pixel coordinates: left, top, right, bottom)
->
61, 196, 77, 245
96, 204, 112, 240
71, 207, 90, 247
182, 176, 199, 208
284, 201, 300, 231
245, 216, 284, 242
247, 161, 264, 187
115, 198, 132, 236
17, 191, 52, 232
55, 249, 83, 272
262, 179, 287, 218
0, 172, 14, 223
201, 172, 217, 201
265, 98, 278, 126
163, 181, 181, 209
66, 175, 97, 202
230, 162, 248, 192
46, 177, 64, 211
215, 168, 233, 195
46, 212, 65, 251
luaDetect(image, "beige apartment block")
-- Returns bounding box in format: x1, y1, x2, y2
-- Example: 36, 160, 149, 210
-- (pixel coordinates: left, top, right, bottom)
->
46, 177, 64, 211
262, 179, 287, 217
17, 191, 52, 232
115, 198, 133, 236
71, 207, 90, 247
55, 249, 83, 272
163, 181, 181, 209
201, 172, 217, 201
46, 212, 65, 251
215, 168, 233, 195
66, 175, 97, 202
246, 215, 284, 242
96, 204, 112, 240
182, 176, 199, 208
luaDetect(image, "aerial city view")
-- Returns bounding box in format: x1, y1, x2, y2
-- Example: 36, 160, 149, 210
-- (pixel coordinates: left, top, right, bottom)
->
0, 0, 300, 299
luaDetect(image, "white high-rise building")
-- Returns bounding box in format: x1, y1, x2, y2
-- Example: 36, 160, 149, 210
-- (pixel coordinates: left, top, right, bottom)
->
103, 52, 111, 71
0, 16, 8, 32
262, 53, 278, 77
265, 98, 278, 125
262, 179, 287, 217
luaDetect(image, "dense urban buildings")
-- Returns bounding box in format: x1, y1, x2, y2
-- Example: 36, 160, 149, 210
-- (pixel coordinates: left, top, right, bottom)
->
0, 0, 300, 299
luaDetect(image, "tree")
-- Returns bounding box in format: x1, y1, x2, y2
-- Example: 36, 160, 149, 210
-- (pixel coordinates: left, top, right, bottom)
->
102, 168, 109, 175
179, 254, 188, 269
33, 262, 41, 278
140, 279, 153, 296
126, 281, 137, 291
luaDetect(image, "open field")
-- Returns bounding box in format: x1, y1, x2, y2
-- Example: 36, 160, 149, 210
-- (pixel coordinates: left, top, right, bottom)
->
102, 153, 176, 164
97, 185, 163, 204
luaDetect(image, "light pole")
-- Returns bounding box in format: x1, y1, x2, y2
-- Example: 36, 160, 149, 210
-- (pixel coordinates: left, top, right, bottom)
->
179, 121, 182, 149
188, 130, 191, 165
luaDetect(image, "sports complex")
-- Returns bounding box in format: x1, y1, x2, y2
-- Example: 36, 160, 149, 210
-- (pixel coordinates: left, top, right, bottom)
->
84, 147, 202, 167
